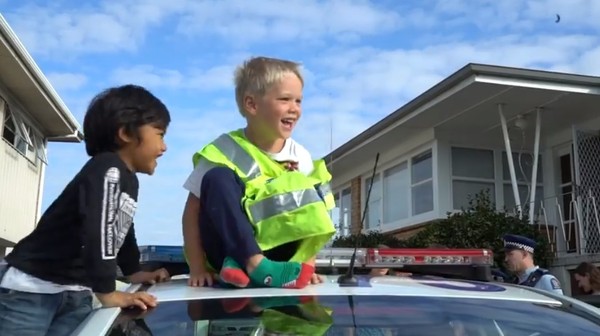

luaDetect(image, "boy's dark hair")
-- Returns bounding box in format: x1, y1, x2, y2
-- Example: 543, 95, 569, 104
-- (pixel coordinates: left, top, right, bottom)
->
83, 84, 171, 156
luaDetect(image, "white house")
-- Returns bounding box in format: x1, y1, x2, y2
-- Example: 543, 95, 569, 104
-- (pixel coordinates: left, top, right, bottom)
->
325, 63, 600, 295
0, 15, 82, 257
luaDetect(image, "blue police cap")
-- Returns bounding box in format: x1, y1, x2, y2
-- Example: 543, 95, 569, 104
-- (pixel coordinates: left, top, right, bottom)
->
503, 234, 536, 253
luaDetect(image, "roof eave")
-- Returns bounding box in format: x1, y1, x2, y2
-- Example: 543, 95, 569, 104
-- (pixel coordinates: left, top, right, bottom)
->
47, 130, 85, 143
323, 63, 477, 164
324, 63, 600, 165
0, 14, 83, 142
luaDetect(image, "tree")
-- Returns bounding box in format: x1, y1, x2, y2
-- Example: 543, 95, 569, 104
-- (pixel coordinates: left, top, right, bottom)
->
406, 190, 552, 269
331, 231, 408, 248
329, 190, 553, 270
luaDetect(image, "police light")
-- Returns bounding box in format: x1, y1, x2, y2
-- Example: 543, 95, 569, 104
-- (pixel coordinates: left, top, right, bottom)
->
315, 247, 493, 268
138, 245, 495, 281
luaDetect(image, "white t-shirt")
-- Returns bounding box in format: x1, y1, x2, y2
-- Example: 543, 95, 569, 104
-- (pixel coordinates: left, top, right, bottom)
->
183, 135, 314, 199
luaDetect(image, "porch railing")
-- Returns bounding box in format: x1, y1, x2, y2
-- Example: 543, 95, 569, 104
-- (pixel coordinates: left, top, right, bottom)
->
328, 188, 600, 258
509, 186, 600, 258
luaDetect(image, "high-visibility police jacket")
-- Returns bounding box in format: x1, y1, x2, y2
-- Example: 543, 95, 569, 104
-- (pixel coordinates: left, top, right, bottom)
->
192, 129, 337, 263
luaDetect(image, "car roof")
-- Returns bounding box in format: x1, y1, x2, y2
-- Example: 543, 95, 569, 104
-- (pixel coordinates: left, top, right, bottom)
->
72, 274, 572, 335
148, 275, 561, 304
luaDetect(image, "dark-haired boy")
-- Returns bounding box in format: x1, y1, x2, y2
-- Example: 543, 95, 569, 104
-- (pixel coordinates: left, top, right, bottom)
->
0, 84, 172, 335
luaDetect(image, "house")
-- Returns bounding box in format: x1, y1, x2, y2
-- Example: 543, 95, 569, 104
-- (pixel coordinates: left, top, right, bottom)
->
0, 15, 82, 257
325, 63, 600, 295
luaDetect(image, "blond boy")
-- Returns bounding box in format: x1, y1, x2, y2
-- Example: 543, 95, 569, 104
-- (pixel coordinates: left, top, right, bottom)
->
182, 57, 336, 289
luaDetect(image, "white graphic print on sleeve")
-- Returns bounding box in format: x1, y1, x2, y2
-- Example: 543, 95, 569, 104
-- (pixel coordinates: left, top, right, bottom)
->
101, 168, 138, 260
115, 192, 137, 249
101, 167, 120, 259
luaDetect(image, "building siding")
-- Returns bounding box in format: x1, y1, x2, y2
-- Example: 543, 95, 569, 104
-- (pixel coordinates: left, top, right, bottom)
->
0, 141, 41, 245
0, 96, 42, 246
350, 176, 362, 233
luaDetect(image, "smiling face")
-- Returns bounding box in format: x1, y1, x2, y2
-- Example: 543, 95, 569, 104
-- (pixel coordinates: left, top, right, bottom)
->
244, 72, 303, 142
119, 124, 167, 175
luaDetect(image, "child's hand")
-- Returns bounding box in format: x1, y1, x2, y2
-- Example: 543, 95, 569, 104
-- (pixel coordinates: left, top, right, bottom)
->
128, 268, 170, 285
96, 291, 158, 310
305, 256, 323, 285
188, 267, 215, 287
310, 273, 324, 284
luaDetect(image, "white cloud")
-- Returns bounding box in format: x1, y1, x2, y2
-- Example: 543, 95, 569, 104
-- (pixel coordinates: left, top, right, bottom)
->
311, 33, 600, 106
427, 0, 600, 32
176, 0, 401, 45
101, 30, 600, 162
6, 0, 600, 61
110, 64, 236, 92
3, 1, 188, 57
46, 72, 88, 92
4, 0, 404, 58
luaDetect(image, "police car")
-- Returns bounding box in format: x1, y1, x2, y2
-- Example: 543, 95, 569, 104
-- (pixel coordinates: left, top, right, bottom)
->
72, 246, 600, 335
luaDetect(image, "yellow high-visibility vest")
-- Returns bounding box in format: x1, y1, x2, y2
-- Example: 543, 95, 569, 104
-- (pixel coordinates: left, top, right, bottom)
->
192, 129, 336, 263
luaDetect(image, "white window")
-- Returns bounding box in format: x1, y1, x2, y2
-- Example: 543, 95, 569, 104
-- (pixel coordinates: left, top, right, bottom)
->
331, 187, 352, 237
365, 174, 383, 230
364, 149, 434, 230
412, 150, 433, 215
451, 147, 496, 209
383, 162, 409, 223
450, 147, 544, 213
1, 101, 45, 165
502, 152, 543, 214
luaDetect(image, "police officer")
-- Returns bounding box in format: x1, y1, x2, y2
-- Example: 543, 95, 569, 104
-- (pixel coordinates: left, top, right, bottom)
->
503, 234, 563, 295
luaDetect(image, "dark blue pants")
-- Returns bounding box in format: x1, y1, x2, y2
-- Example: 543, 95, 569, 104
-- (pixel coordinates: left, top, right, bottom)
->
199, 167, 298, 270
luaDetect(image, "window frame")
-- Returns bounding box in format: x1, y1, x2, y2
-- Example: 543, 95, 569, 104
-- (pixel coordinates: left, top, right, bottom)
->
362, 146, 435, 231
500, 151, 544, 215
331, 185, 352, 238
450, 146, 545, 213
450, 147, 497, 210
1, 99, 46, 166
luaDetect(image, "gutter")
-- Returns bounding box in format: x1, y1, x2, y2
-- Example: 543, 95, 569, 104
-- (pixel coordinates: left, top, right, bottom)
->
47, 132, 85, 143
0, 14, 83, 142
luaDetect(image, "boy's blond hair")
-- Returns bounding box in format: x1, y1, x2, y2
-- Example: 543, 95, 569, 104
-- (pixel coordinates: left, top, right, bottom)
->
234, 56, 304, 117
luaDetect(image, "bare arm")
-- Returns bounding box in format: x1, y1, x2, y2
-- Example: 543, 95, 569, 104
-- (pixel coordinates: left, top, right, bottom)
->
182, 192, 206, 273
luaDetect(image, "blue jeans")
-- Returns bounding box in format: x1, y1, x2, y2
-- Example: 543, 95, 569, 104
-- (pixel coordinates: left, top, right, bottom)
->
0, 264, 93, 336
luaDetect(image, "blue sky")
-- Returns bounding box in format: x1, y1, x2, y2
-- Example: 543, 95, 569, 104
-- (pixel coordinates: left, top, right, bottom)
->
1, 0, 599, 246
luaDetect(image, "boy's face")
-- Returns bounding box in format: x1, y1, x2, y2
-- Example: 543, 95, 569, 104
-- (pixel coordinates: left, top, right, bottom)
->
123, 124, 167, 175
245, 72, 303, 141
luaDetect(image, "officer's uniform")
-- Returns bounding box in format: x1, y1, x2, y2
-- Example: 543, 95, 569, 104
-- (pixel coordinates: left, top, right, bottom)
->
503, 234, 564, 295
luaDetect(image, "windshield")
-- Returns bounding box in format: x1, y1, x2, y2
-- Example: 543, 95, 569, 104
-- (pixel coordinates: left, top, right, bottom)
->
107, 295, 600, 336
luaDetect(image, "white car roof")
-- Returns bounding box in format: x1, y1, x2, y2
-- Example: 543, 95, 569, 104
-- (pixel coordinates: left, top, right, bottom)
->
148, 275, 561, 304
72, 274, 576, 336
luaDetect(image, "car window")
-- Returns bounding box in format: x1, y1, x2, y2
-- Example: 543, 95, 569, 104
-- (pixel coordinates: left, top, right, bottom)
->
107, 295, 600, 336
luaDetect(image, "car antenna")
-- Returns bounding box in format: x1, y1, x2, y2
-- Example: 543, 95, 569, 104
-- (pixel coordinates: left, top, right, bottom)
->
337, 152, 380, 286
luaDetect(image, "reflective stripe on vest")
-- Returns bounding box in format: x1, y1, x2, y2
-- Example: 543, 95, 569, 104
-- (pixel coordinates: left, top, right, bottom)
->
316, 182, 332, 198
212, 133, 261, 179
248, 187, 325, 223
209, 133, 331, 222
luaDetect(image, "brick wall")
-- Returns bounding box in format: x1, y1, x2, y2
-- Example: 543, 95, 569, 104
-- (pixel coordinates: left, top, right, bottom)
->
350, 176, 362, 234
391, 224, 428, 240
536, 224, 558, 257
